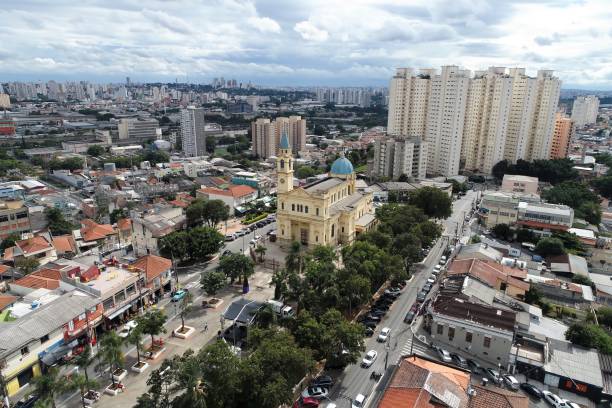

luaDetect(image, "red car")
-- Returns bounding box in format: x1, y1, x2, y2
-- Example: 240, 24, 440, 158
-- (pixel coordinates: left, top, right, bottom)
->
293, 396, 320, 408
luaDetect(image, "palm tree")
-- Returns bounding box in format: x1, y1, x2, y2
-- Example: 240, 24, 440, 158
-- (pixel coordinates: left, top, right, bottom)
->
170, 351, 206, 408
74, 345, 95, 383
99, 332, 125, 386
285, 241, 304, 275
127, 326, 145, 367
137, 309, 167, 348
31, 367, 68, 408
254, 245, 267, 263
69, 373, 99, 408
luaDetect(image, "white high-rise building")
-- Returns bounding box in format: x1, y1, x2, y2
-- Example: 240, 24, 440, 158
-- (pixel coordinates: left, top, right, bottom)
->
372, 137, 428, 180
252, 118, 276, 159
425, 66, 470, 176
387, 68, 433, 137
181, 106, 206, 157
571, 95, 599, 128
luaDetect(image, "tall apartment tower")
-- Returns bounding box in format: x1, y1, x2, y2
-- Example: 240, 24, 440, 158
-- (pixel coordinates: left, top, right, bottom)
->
526, 70, 562, 162
462, 67, 513, 174
372, 137, 428, 180
274, 116, 306, 155
550, 113, 574, 159
387, 68, 433, 137
425, 66, 470, 176
181, 106, 206, 157
571, 95, 599, 128
252, 118, 276, 159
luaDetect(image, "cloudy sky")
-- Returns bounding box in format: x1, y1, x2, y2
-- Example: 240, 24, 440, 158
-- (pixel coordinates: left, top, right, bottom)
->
1, 0, 611, 88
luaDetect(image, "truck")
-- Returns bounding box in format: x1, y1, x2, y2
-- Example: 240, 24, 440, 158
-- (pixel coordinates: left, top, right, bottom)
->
266, 299, 294, 318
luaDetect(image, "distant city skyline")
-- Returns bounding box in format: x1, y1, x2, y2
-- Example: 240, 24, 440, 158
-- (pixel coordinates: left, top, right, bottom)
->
1, 1, 611, 89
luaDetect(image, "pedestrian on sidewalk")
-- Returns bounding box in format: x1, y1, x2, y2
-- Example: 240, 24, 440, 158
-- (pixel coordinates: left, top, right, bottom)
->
204, 322, 208, 332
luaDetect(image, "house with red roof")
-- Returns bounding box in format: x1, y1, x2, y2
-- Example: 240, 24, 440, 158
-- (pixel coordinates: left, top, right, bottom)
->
197, 184, 257, 215
73, 219, 119, 253
129, 254, 173, 297
116, 218, 133, 246
4, 234, 57, 265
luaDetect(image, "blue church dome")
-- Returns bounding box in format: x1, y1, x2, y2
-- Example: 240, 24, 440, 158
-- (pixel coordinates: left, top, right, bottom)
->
330, 156, 354, 175
279, 132, 290, 149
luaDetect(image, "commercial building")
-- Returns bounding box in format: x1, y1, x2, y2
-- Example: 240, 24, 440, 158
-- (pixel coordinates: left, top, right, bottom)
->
251, 116, 307, 158
371, 137, 428, 180
516, 201, 574, 235
428, 294, 517, 366
131, 206, 186, 257
550, 113, 574, 159
0, 200, 31, 240
181, 106, 206, 157
276, 134, 375, 246
0, 111, 15, 136
117, 118, 159, 141
501, 174, 539, 195
197, 185, 257, 215
571, 95, 599, 128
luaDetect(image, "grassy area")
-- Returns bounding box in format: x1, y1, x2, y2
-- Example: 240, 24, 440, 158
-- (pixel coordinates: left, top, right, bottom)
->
543, 303, 587, 321
214, 147, 228, 156
355, 164, 368, 173
0, 309, 15, 322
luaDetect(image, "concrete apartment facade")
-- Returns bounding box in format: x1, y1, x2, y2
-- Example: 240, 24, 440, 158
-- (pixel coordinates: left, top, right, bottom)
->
550, 113, 574, 159
180, 106, 206, 157
372, 137, 428, 180
571, 95, 599, 128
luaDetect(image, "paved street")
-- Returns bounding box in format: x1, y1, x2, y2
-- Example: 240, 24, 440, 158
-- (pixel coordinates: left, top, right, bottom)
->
56, 221, 278, 408
325, 191, 478, 407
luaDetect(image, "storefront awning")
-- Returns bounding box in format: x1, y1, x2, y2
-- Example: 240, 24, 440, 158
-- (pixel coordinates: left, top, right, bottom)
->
105, 303, 132, 320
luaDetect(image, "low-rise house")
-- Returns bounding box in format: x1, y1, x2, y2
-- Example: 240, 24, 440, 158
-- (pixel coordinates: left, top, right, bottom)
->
568, 227, 598, 247
547, 253, 589, 278
527, 275, 593, 308
447, 258, 529, 299
4, 234, 57, 265
0, 290, 102, 397
455, 243, 503, 263
427, 294, 517, 366
116, 218, 133, 246
0, 200, 31, 240
73, 219, 119, 253
197, 184, 257, 215
51, 235, 78, 258
129, 255, 173, 300
131, 206, 185, 257
588, 273, 612, 306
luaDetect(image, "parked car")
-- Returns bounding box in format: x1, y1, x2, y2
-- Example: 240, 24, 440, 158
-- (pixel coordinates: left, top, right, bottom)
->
440, 256, 447, 263
364, 327, 375, 337
385, 287, 401, 295
352, 394, 366, 408
14, 395, 39, 408
436, 347, 452, 363
520, 383, 542, 399
466, 359, 482, 373
485, 368, 502, 385
404, 311, 415, 324
366, 314, 381, 322
311, 375, 334, 389
363, 320, 378, 329
225, 234, 236, 241
301, 386, 329, 400
503, 374, 519, 390
542, 391, 571, 408
564, 401, 581, 408
450, 353, 468, 368
417, 291, 427, 302
378, 327, 391, 343
426, 277, 435, 285
293, 396, 320, 408
172, 290, 188, 302
361, 350, 378, 368
222, 249, 232, 257
369, 308, 386, 317
422, 283, 432, 293
117, 320, 138, 338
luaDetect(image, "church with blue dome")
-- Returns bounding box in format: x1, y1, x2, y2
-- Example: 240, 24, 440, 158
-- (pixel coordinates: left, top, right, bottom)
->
275, 135, 375, 247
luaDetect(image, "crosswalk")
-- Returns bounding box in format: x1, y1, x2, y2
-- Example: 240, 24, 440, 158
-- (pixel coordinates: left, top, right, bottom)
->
397, 333, 435, 363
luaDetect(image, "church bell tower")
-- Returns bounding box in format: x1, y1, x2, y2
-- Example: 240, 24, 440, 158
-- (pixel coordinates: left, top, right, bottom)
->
276, 131, 293, 194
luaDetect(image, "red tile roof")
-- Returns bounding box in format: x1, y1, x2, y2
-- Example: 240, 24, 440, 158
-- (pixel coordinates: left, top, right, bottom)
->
468, 385, 528, 408
116, 218, 132, 231
448, 258, 529, 292
80, 219, 116, 242
3, 247, 13, 261
0, 294, 17, 310
16, 236, 53, 255
14, 274, 60, 290
0, 264, 11, 276
198, 184, 256, 199
52, 235, 77, 254
131, 255, 172, 282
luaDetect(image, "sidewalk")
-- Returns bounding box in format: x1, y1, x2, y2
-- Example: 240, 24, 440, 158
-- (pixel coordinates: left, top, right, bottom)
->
58, 266, 275, 408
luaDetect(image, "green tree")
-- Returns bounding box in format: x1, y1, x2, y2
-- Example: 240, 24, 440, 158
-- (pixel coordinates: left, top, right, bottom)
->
516, 228, 536, 244
577, 201, 602, 225
169, 350, 206, 408
571, 274, 593, 286
137, 309, 168, 347
48, 157, 84, 171
206, 135, 217, 153
592, 176, 612, 200
202, 200, 230, 228
597, 307, 612, 328
188, 227, 224, 261
535, 237, 565, 256
198, 340, 241, 408
45, 207, 76, 235
285, 241, 305, 275
69, 373, 99, 408
492, 223, 512, 240
316, 309, 365, 366
0, 232, 20, 251
542, 181, 600, 223
295, 166, 316, 179
74, 345, 95, 383
159, 231, 189, 261
86, 145, 105, 156
134, 363, 174, 408
15, 257, 40, 275
565, 323, 612, 354
492, 160, 509, 181
109, 208, 128, 224
99, 332, 125, 386
254, 244, 267, 262
200, 270, 226, 296
31, 367, 70, 408
217, 253, 254, 285
409, 187, 452, 219
127, 326, 145, 368
524, 286, 542, 305
178, 291, 193, 332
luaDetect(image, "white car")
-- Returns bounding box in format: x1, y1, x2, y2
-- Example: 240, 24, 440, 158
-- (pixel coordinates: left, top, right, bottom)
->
301, 386, 329, 400
117, 320, 137, 338
437, 347, 452, 363
542, 391, 571, 408
361, 350, 378, 368
352, 394, 366, 408
502, 374, 519, 390
378, 327, 391, 342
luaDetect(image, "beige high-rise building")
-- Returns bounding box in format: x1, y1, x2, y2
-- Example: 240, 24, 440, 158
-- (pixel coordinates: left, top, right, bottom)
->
252, 118, 276, 159
252, 116, 307, 159
550, 113, 574, 159
0, 94, 10, 109
571, 95, 599, 128
372, 137, 428, 180
387, 68, 433, 137
425, 66, 470, 177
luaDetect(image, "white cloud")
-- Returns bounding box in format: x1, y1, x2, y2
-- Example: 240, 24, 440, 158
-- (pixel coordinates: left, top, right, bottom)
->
247, 16, 281, 33
294, 21, 329, 42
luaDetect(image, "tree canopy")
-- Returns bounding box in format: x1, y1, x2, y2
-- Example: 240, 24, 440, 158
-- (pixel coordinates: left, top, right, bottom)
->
492, 158, 579, 184
535, 237, 565, 256
566, 323, 612, 354
542, 181, 601, 224
408, 187, 452, 219
186, 199, 230, 228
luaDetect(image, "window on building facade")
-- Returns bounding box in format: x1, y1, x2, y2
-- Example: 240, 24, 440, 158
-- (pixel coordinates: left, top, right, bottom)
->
316, 208, 319, 216
40, 334, 49, 343
437, 324, 443, 335
465, 332, 472, 343
281, 202, 284, 210
483, 336, 491, 348
292, 204, 295, 211
305, 206, 308, 213
448, 327, 455, 341
20, 346, 29, 356
331, 224, 335, 237
280, 159, 285, 169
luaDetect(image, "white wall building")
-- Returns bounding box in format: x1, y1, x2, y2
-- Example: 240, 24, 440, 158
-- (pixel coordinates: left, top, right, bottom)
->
117, 118, 159, 141
181, 106, 206, 157
571, 95, 600, 128
372, 137, 428, 180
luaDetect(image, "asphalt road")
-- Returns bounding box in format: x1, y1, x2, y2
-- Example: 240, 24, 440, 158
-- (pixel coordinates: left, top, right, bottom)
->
324, 191, 478, 408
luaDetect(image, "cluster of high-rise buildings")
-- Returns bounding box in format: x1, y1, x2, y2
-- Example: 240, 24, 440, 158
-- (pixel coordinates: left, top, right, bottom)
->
314, 87, 380, 107
251, 116, 307, 158
376, 66, 564, 178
